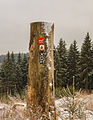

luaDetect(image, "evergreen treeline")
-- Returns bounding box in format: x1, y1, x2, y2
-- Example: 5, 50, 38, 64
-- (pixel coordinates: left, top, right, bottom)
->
0, 53, 29, 64
54, 33, 93, 91
0, 32, 93, 98
0, 52, 28, 97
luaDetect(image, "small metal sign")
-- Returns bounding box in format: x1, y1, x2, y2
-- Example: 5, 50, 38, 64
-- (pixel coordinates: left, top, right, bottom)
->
40, 51, 44, 64
39, 45, 44, 51
38, 38, 44, 45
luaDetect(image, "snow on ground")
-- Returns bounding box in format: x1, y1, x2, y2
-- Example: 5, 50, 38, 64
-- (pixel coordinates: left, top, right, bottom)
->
55, 97, 93, 120
0, 94, 93, 120
0, 97, 27, 120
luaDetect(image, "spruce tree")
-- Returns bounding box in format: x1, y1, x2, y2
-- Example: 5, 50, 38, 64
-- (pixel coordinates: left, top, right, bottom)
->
1, 52, 17, 96
0, 52, 29, 96
7, 51, 10, 62
10, 52, 16, 95
56, 38, 68, 88
21, 54, 28, 89
54, 46, 60, 88
11, 51, 15, 62
15, 64, 23, 95
67, 40, 80, 89
17, 52, 22, 65
89, 43, 93, 90
0, 58, 7, 96
1, 52, 11, 95
15, 52, 23, 95
80, 33, 93, 91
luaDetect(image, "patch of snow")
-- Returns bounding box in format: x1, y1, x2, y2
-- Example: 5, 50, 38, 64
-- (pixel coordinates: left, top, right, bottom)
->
55, 98, 93, 120
43, 22, 53, 36
14, 102, 26, 108
46, 38, 48, 46
47, 64, 51, 70
0, 105, 5, 110
49, 112, 51, 120
49, 82, 52, 87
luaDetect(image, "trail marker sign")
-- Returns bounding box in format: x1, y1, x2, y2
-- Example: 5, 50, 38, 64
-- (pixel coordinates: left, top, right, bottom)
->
40, 51, 44, 64
27, 22, 56, 120
39, 45, 44, 51
38, 38, 44, 45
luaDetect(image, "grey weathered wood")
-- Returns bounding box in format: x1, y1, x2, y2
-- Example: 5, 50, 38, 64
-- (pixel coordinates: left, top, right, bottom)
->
27, 22, 56, 120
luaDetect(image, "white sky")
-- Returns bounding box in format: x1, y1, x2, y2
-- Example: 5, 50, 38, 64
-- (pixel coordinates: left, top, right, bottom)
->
0, 0, 93, 55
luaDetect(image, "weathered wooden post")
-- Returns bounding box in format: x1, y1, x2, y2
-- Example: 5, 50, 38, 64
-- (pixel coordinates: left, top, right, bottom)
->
27, 22, 56, 120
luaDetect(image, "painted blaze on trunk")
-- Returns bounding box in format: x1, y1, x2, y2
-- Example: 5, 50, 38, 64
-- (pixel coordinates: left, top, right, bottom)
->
27, 22, 56, 119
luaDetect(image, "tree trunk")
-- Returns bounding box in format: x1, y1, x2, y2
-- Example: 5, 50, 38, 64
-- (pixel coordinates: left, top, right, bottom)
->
27, 22, 56, 120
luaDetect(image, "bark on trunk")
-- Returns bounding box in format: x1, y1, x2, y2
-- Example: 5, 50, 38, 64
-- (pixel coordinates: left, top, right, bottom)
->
27, 22, 56, 120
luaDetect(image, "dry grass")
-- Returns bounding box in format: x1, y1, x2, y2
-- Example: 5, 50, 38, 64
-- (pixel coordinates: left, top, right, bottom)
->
0, 93, 93, 120
0, 96, 27, 120
55, 91, 93, 120
77, 91, 93, 111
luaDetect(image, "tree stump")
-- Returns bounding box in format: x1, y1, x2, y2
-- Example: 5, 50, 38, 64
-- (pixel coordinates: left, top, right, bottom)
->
27, 22, 56, 120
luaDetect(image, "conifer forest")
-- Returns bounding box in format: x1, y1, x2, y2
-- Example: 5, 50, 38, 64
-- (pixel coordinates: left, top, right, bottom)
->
0, 33, 93, 97
0, 32, 93, 120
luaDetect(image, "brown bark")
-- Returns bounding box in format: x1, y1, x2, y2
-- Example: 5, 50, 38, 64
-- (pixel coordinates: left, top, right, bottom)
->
27, 22, 56, 120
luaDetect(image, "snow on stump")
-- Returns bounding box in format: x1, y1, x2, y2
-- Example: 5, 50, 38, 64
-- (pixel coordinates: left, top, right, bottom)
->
27, 22, 56, 120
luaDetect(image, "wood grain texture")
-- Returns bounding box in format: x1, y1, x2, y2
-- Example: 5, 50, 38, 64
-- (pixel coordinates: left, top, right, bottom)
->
27, 22, 56, 120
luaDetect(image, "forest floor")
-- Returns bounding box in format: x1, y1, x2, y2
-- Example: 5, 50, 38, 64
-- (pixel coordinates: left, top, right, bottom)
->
0, 93, 93, 120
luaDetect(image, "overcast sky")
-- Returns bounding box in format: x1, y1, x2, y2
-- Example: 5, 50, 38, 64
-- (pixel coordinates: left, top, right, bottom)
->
0, 0, 93, 55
